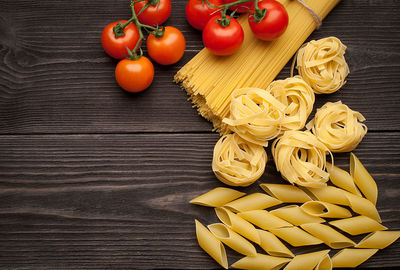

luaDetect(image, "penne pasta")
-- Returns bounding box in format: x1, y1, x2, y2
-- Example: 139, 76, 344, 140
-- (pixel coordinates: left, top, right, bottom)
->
300, 223, 355, 249
195, 219, 228, 269
190, 187, 246, 207
350, 153, 378, 205
215, 207, 261, 244
283, 249, 330, 270
224, 193, 282, 213
315, 254, 332, 270
331, 248, 378, 268
304, 186, 350, 206
270, 205, 325, 226
238, 210, 293, 230
355, 231, 400, 249
208, 223, 257, 256
300, 201, 352, 218
326, 162, 361, 196
260, 183, 312, 203
257, 229, 294, 258
329, 215, 387, 236
231, 253, 291, 270
344, 192, 381, 222
269, 226, 323, 247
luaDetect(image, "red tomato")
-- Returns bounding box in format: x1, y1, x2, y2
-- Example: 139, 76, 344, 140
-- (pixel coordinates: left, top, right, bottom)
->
115, 57, 154, 93
147, 26, 186, 65
223, 0, 253, 13
134, 0, 171, 26
202, 15, 244, 56
185, 0, 224, 31
248, 0, 289, 41
101, 21, 140, 59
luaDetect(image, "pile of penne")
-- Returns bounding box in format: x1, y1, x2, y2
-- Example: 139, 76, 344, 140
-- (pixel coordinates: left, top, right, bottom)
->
191, 153, 400, 269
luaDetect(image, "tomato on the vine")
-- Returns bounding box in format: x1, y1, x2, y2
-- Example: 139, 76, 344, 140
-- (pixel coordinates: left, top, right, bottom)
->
147, 26, 186, 65
134, 0, 171, 26
248, 0, 289, 41
223, 0, 253, 13
185, 0, 224, 31
115, 56, 154, 93
101, 21, 140, 59
202, 15, 244, 56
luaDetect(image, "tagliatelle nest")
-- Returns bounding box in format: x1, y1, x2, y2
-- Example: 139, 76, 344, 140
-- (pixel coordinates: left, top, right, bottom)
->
212, 133, 267, 187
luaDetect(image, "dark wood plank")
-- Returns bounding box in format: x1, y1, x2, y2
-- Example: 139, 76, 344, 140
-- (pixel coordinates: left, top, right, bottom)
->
0, 0, 399, 134
0, 133, 399, 269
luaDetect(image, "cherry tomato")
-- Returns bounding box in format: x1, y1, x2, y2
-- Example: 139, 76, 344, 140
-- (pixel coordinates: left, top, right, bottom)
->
147, 26, 186, 65
202, 15, 244, 56
185, 0, 224, 31
115, 57, 154, 93
223, 0, 253, 13
101, 21, 140, 59
248, 0, 289, 41
134, 0, 171, 26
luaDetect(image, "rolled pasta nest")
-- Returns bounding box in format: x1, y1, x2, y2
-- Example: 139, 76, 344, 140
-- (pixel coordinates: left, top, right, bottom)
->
307, 101, 367, 152
272, 130, 332, 188
222, 88, 286, 147
268, 76, 315, 131
295, 36, 349, 94
212, 133, 267, 187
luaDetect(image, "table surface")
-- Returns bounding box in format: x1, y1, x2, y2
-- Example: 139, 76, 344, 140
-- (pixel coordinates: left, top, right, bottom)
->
0, 0, 399, 269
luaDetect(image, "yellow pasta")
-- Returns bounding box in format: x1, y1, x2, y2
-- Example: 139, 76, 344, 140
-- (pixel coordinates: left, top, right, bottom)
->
190, 187, 246, 207
174, 0, 341, 132
345, 192, 381, 223
300, 223, 355, 249
307, 101, 367, 152
269, 226, 324, 247
212, 133, 267, 186
208, 223, 257, 256
283, 249, 330, 270
350, 152, 378, 205
224, 193, 282, 213
270, 205, 325, 226
326, 163, 361, 196
257, 229, 294, 258
295, 37, 349, 94
222, 88, 286, 146
329, 216, 387, 236
315, 254, 332, 270
305, 186, 350, 206
260, 183, 312, 203
300, 201, 352, 219
195, 219, 228, 269
237, 210, 293, 230
355, 231, 400, 249
231, 253, 291, 270
268, 76, 315, 131
272, 130, 332, 188
331, 248, 378, 268
215, 207, 261, 244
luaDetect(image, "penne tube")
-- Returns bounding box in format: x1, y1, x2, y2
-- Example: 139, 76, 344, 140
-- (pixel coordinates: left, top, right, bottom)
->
329, 216, 387, 235
344, 192, 381, 222
257, 229, 294, 258
260, 183, 313, 203
269, 226, 323, 247
300, 223, 355, 249
190, 187, 246, 207
231, 253, 291, 270
326, 162, 361, 196
355, 231, 400, 249
300, 201, 352, 218
305, 186, 350, 206
315, 254, 332, 270
215, 207, 261, 244
194, 220, 228, 269
283, 249, 330, 270
331, 248, 378, 268
350, 153, 378, 205
208, 223, 257, 256
238, 210, 293, 230
224, 193, 282, 212
271, 205, 325, 226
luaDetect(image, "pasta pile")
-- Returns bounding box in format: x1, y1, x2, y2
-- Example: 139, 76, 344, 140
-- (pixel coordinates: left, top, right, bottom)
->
307, 101, 368, 152
191, 154, 399, 269
295, 36, 349, 94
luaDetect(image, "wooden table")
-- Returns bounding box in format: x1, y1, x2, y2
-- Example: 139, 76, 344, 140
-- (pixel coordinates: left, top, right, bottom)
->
0, 0, 399, 269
